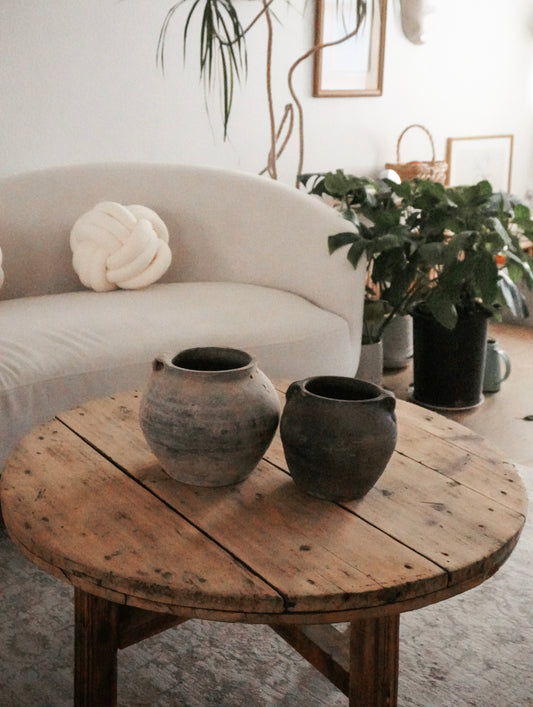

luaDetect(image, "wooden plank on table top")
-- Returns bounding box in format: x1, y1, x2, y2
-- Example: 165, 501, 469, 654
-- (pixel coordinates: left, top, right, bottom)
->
263, 430, 287, 470
58, 393, 446, 614
56, 391, 524, 611
395, 400, 528, 515
268, 387, 525, 515
269, 428, 524, 585
132, 460, 448, 614
0, 419, 283, 616
343, 452, 525, 587
397, 398, 513, 463
257, 400, 525, 586
273, 380, 291, 395
265, 421, 524, 588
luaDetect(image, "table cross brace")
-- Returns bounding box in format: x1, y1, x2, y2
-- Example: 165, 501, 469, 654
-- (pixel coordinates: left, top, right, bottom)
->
74, 588, 399, 707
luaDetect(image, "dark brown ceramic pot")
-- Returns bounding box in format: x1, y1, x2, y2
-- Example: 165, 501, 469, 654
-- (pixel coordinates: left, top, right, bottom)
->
280, 376, 397, 501
140, 347, 280, 487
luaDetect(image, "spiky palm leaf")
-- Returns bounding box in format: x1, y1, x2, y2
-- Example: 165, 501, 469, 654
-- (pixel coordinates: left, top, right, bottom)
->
157, 0, 247, 137
157, 0, 368, 139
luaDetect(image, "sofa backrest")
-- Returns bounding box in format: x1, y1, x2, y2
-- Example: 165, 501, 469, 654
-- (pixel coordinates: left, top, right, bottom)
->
0, 163, 365, 343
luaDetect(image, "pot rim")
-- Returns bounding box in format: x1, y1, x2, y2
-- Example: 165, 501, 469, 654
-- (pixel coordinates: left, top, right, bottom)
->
411, 301, 492, 323
158, 347, 255, 374
300, 375, 390, 403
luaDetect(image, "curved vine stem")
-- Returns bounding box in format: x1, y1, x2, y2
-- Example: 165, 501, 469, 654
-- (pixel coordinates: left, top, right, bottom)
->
287, 3, 368, 186
259, 103, 295, 176
236, 0, 277, 41
264, 0, 277, 179
157, 0, 368, 164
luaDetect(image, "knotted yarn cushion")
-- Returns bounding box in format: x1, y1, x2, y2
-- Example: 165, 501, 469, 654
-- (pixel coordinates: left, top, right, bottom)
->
70, 202, 172, 292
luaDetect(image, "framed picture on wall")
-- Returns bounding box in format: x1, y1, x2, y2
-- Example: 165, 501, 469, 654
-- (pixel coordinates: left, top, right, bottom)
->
446, 135, 514, 191
313, 0, 387, 97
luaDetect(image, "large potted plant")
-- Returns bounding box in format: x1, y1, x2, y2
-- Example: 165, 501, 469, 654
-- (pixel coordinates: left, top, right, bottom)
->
299, 170, 416, 379
393, 178, 533, 409
311, 173, 533, 408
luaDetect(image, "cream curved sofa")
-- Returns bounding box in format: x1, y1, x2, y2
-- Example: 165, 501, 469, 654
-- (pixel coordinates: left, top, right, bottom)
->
0, 163, 365, 472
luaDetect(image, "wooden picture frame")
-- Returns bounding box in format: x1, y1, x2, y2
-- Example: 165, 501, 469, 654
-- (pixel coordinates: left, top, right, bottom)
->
313, 0, 387, 97
446, 135, 514, 191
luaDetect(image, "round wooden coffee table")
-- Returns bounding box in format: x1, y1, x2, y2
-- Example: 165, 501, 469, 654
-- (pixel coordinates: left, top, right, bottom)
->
0, 385, 527, 707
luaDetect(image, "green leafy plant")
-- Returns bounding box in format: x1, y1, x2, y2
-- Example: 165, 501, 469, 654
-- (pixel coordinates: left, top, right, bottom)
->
299, 170, 415, 342
390, 178, 533, 329
301, 170, 533, 335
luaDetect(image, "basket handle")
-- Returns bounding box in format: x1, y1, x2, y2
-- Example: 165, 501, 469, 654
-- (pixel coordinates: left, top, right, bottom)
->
396, 124, 436, 162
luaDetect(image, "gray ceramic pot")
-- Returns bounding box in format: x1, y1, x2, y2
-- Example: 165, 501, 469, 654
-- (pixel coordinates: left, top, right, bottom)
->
140, 347, 280, 487
280, 376, 397, 501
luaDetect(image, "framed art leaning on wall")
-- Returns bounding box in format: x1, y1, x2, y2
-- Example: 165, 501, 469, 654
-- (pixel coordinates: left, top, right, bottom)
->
446, 135, 513, 191
313, 0, 387, 97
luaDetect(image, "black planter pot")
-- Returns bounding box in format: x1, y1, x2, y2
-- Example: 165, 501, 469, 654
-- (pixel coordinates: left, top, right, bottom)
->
412, 305, 489, 410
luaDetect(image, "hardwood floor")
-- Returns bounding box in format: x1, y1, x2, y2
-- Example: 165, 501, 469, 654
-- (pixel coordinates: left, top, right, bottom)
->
383, 322, 533, 468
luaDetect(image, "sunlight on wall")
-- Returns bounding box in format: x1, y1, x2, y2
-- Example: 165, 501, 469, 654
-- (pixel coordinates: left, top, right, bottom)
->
0, 0, 532, 195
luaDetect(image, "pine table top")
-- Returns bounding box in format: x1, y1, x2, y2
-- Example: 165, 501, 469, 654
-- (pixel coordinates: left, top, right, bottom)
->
1, 383, 527, 624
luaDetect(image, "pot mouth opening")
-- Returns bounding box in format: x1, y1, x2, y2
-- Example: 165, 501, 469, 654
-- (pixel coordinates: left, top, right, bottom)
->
304, 376, 382, 402
172, 347, 252, 372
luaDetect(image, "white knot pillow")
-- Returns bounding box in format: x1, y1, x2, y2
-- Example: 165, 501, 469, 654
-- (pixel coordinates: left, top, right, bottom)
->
0, 247, 4, 289
70, 202, 172, 292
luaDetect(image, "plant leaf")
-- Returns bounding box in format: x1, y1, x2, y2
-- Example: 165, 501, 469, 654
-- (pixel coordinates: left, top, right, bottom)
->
347, 239, 368, 269
474, 249, 499, 304
498, 269, 528, 318
427, 291, 458, 330
328, 231, 358, 254
488, 216, 512, 248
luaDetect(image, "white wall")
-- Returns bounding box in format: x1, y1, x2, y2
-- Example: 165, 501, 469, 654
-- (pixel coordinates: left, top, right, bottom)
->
1, 0, 532, 194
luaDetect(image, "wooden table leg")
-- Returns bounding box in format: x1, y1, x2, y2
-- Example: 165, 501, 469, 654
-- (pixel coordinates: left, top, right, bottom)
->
72, 586, 399, 707
349, 614, 400, 707
74, 588, 119, 707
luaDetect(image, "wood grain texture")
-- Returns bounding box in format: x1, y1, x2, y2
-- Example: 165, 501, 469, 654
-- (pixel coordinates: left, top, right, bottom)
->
384, 322, 533, 469
1, 417, 283, 615
1, 382, 528, 707
349, 615, 400, 706
117, 606, 188, 649
271, 624, 350, 695
74, 588, 119, 707
1, 387, 526, 624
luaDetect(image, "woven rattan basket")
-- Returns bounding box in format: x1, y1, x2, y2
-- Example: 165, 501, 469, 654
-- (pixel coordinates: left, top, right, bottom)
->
385, 124, 447, 184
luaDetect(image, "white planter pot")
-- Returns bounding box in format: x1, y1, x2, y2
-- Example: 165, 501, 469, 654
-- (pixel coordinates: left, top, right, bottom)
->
356, 340, 383, 386
383, 315, 413, 370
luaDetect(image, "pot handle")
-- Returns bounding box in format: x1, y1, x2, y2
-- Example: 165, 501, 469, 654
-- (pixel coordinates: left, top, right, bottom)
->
152, 356, 165, 373
285, 380, 305, 401
496, 348, 511, 382
380, 390, 397, 415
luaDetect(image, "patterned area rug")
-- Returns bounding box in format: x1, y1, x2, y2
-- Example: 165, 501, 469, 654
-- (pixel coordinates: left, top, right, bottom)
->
1, 467, 531, 707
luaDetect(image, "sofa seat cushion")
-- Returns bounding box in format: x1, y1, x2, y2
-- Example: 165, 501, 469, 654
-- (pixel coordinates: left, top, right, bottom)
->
0, 281, 354, 470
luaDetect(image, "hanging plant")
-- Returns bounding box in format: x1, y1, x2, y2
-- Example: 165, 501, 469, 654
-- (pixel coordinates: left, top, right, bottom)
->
157, 0, 272, 138
156, 0, 368, 177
